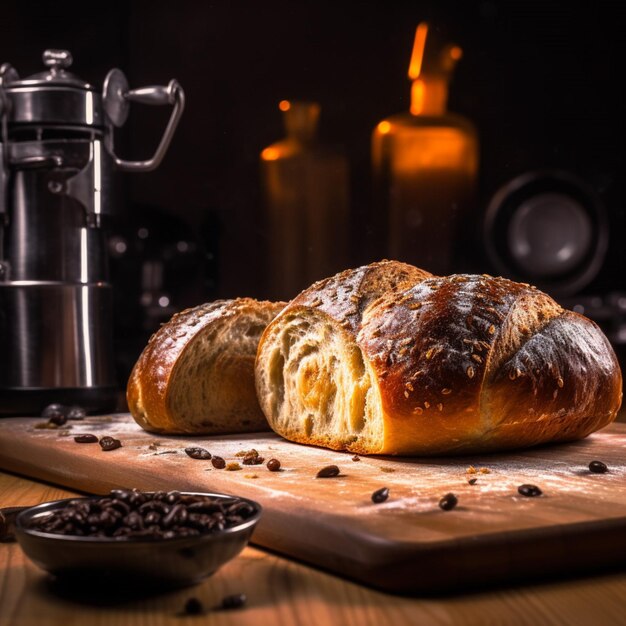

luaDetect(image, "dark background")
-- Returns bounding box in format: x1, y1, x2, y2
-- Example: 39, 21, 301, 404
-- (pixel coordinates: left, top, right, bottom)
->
2, 0, 625, 380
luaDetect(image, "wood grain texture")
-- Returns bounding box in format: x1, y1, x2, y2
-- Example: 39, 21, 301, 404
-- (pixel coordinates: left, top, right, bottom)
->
1, 415, 626, 593
3, 473, 626, 626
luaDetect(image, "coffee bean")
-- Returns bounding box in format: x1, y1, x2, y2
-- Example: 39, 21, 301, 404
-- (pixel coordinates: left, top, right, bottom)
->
74, 434, 98, 443
212, 456, 226, 469
227, 501, 254, 517
182, 597, 203, 614
267, 458, 281, 472
221, 593, 247, 610
144, 511, 161, 525
589, 460, 608, 474
67, 406, 86, 420
109, 499, 130, 515
49, 413, 68, 426
124, 512, 144, 531
351, 455, 361, 462
468, 477, 478, 485
518, 484, 542, 497
42, 403, 65, 419
162, 504, 187, 528
110, 489, 132, 502
316, 465, 340, 478
99, 436, 121, 451
439, 493, 458, 511
128, 491, 147, 507
371, 487, 389, 503
185, 447, 212, 460
166, 491, 181, 504
242, 451, 264, 465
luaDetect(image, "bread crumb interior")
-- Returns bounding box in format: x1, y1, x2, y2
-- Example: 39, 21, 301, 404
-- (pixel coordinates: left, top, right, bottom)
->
258, 312, 384, 452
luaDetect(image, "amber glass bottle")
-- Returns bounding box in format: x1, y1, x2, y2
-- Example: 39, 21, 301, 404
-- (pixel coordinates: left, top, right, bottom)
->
372, 23, 478, 274
261, 101, 349, 300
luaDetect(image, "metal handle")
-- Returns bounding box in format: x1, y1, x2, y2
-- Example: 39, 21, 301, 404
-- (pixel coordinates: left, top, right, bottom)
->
126, 85, 175, 106
107, 79, 185, 173
10, 155, 63, 170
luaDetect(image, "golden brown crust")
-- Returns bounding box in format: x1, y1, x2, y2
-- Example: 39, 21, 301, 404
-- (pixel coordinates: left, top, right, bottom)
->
361, 274, 622, 454
127, 298, 285, 434
291, 259, 433, 333
256, 265, 623, 455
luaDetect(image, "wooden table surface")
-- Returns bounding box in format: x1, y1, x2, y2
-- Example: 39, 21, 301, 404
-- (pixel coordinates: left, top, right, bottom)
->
2, 472, 626, 625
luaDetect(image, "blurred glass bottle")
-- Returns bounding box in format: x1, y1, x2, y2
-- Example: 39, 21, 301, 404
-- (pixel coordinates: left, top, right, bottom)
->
261, 100, 350, 300
372, 23, 479, 274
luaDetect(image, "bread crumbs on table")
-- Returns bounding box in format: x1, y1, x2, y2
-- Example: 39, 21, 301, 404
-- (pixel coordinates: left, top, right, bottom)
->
226, 462, 242, 471
466, 465, 477, 474
479, 467, 491, 474
379, 466, 395, 473
236, 449, 259, 457
244, 474, 258, 479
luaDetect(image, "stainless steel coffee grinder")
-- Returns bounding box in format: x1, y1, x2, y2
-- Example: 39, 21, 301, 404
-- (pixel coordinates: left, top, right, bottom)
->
0, 49, 184, 415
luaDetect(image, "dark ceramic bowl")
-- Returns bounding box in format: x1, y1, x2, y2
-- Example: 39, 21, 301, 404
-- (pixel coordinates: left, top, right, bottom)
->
15, 492, 261, 587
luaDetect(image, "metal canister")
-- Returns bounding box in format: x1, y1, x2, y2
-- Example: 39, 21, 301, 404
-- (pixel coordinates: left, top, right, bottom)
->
0, 49, 185, 414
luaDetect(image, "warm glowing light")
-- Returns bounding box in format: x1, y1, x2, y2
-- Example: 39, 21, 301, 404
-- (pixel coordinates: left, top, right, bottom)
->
279, 100, 291, 112
377, 121, 391, 134
410, 81, 426, 115
408, 23, 429, 80
450, 46, 463, 61
391, 128, 477, 174
410, 78, 448, 116
262, 147, 280, 161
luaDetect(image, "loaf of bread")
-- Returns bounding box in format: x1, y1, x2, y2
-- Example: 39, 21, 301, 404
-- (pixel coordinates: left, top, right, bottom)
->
255, 262, 622, 455
128, 298, 285, 434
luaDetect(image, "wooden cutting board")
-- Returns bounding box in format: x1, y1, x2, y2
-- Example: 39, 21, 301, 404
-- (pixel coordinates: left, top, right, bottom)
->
1, 414, 626, 594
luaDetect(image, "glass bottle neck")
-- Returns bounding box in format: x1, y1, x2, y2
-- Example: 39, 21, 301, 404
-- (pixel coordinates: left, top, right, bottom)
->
283, 103, 320, 144
410, 77, 449, 116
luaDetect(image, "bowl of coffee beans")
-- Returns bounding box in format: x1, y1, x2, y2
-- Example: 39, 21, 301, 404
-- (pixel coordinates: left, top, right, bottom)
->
15, 489, 261, 587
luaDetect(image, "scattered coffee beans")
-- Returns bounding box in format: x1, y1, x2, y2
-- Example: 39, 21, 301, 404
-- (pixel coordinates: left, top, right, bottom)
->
439, 493, 458, 511
99, 436, 122, 451
518, 484, 542, 497
27, 489, 257, 539
185, 447, 212, 460
211, 456, 226, 469
589, 460, 608, 474
371, 487, 389, 503
316, 465, 340, 478
74, 434, 98, 444
41, 403, 87, 424
221, 593, 247, 610
266, 458, 281, 472
467, 477, 478, 486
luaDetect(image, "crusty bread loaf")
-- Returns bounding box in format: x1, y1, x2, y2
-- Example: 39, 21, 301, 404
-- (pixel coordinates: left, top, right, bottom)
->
128, 298, 285, 434
255, 263, 622, 455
